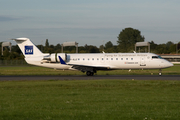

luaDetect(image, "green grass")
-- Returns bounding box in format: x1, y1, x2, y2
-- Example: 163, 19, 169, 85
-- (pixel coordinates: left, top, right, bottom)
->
0, 66, 80, 76
0, 64, 180, 75
0, 80, 180, 120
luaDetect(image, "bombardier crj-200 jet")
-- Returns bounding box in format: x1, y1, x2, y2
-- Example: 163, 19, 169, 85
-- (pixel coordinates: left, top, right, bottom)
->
12, 38, 173, 76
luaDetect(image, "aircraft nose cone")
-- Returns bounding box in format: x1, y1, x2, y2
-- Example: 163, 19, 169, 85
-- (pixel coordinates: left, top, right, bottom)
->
162, 60, 173, 68
169, 62, 174, 67
165, 61, 173, 68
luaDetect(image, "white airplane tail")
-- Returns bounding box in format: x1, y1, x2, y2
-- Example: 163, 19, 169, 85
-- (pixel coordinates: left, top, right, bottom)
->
12, 38, 43, 57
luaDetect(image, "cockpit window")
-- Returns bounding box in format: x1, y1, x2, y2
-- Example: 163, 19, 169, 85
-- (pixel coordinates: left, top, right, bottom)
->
158, 56, 163, 59
152, 56, 163, 59
152, 56, 158, 59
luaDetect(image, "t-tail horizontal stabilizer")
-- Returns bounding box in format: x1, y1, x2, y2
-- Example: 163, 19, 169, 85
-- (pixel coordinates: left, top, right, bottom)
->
11, 38, 43, 57
58, 56, 66, 64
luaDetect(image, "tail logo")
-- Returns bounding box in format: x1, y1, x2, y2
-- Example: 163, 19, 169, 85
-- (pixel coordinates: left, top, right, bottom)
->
25, 46, 33, 55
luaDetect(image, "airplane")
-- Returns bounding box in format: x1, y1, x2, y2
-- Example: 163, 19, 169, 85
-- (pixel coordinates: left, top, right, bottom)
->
12, 37, 173, 76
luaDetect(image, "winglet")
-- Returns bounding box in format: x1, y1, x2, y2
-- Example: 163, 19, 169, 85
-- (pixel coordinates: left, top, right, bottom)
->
58, 56, 66, 64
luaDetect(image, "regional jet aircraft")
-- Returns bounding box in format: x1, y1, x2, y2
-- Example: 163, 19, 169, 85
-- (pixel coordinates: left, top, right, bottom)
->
12, 38, 173, 76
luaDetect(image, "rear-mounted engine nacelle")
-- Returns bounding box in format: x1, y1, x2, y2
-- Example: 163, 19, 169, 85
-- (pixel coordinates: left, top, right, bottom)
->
42, 53, 67, 63
51, 53, 67, 62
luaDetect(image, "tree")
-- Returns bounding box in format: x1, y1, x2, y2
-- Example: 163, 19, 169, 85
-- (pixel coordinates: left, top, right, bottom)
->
88, 46, 99, 53
149, 41, 158, 53
99, 45, 104, 52
169, 44, 176, 54
104, 41, 115, 53
44, 39, 53, 53
78, 46, 86, 53
44, 39, 49, 53
105, 41, 113, 49
11, 45, 21, 54
156, 44, 168, 54
166, 41, 174, 48
117, 27, 145, 52
45, 39, 49, 48
54, 43, 61, 53
37, 45, 44, 52
166, 41, 174, 54
84, 44, 99, 53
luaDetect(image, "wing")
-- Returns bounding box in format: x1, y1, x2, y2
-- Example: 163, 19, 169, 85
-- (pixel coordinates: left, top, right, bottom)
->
70, 64, 111, 72
58, 56, 111, 72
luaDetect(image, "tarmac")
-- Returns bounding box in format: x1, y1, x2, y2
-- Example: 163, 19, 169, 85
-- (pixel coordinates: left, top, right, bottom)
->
0, 75, 180, 81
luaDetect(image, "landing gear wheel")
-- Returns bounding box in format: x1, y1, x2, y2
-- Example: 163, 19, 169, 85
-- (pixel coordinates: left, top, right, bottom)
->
86, 71, 91, 76
159, 69, 162, 76
86, 71, 94, 76
90, 72, 94, 76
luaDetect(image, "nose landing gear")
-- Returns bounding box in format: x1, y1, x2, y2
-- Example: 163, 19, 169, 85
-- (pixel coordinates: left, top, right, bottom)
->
159, 69, 162, 76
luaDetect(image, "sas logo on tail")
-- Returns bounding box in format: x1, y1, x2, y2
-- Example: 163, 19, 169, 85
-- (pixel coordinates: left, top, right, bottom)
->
25, 46, 33, 55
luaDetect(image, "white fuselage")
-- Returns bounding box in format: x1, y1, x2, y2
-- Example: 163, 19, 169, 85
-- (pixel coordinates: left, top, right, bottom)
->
26, 53, 173, 70
12, 37, 173, 76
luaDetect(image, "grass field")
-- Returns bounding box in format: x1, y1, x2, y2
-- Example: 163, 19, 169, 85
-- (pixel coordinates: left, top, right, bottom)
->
0, 64, 180, 75
0, 65, 180, 119
0, 80, 180, 120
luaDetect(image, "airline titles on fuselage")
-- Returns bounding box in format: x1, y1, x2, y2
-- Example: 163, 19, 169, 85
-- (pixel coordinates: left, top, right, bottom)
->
67, 53, 148, 65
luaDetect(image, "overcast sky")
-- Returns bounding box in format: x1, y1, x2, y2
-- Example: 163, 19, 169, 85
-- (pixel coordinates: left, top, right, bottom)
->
0, 0, 180, 46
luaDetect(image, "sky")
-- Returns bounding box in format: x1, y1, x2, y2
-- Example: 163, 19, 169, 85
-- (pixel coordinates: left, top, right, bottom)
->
0, 0, 180, 47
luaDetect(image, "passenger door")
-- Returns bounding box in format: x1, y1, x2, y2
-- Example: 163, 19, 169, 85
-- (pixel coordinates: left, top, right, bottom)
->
140, 57, 146, 66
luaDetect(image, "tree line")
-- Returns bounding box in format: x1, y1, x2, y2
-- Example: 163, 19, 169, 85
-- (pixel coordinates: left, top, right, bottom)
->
0, 27, 179, 60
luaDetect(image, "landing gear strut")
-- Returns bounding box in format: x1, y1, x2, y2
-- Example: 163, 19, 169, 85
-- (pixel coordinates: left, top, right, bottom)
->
86, 71, 94, 76
159, 69, 162, 76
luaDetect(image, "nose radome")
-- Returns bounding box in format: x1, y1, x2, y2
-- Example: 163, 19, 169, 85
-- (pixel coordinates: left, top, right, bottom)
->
169, 62, 174, 67
165, 61, 173, 67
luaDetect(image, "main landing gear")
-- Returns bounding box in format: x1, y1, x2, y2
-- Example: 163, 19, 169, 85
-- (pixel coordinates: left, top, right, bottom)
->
86, 71, 94, 76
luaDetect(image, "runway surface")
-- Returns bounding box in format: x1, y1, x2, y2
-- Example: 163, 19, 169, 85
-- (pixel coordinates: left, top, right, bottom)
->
0, 75, 180, 81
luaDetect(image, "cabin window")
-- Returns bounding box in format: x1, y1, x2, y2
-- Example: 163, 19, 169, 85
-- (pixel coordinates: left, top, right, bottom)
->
116, 58, 118, 60
131, 58, 133, 60
97, 58, 99, 60
83, 58, 85, 61
88, 58, 90, 60
111, 58, 113, 60
102, 58, 104, 60
121, 58, 123, 60
106, 58, 108, 60
126, 58, 128, 60
78, 58, 80, 61
92, 58, 94, 60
